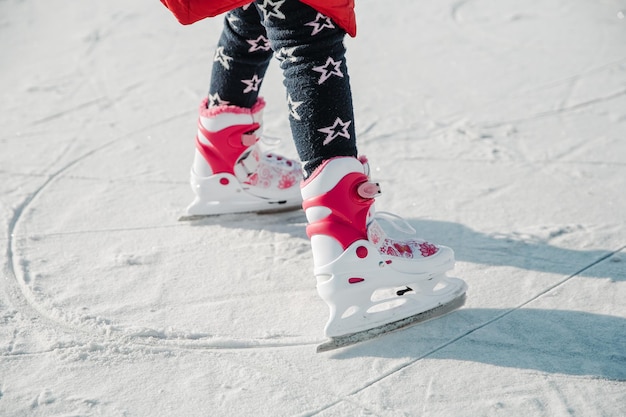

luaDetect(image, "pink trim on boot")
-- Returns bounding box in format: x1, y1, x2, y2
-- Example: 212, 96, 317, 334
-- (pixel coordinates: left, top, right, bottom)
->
200, 97, 266, 117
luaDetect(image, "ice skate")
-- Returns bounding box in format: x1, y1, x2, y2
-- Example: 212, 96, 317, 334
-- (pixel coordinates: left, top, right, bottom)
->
301, 157, 467, 352
180, 98, 303, 220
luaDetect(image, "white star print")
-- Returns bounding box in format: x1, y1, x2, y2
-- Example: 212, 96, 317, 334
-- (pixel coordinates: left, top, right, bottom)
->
207, 93, 230, 108
242, 74, 263, 94
214, 46, 233, 70
226, 13, 240, 29
318, 118, 352, 146
305, 13, 335, 36
312, 57, 343, 84
287, 95, 303, 120
258, 0, 286, 21
274, 46, 298, 64
247, 35, 271, 53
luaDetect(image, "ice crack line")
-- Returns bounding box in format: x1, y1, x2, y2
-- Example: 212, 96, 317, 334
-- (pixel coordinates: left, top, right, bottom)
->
484, 88, 626, 128
308, 244, 626, 416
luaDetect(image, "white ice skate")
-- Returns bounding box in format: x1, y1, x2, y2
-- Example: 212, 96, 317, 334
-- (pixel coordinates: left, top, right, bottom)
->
180, 98, 303, 220
301, 157, 467, 352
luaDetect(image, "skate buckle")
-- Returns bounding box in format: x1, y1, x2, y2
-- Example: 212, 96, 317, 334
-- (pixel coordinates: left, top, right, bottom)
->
357, 181, 381, 199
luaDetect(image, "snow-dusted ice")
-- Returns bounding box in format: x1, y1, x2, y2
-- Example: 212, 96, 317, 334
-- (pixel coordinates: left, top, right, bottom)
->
1, 0, 625, 415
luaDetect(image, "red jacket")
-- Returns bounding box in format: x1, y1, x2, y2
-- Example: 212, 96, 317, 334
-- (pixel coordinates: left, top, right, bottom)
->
160, 0, 356, 37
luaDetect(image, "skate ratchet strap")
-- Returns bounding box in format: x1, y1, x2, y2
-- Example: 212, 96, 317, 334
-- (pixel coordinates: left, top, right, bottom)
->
303, 172, 375, 249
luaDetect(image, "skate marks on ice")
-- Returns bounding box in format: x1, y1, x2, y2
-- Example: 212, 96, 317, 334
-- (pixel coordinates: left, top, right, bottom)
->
324, 300, 626, 381
3, 99, 624, 366
7, 221, 320, 352
436, 308, 626, 381
6, 147, 623, 357
7, 167, 623, 357
3, 156, 624, 417
445, 0, 626, 134
306, 307, 625, 416
3, 135, 316, 353
307, 310, 626, 417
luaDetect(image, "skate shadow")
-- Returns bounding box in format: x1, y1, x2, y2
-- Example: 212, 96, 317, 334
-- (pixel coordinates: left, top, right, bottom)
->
405, 218, 623, 280
328, 308, 626, 381
189, 214, 623, 280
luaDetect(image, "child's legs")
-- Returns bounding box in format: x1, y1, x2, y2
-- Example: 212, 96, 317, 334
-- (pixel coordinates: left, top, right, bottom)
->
257, 0, 358, 175
209, 5, 273, 108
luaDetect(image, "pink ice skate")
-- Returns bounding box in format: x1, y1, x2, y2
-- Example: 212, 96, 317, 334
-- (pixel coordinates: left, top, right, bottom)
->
181, 98, 303, 219
301, 157, 467, 351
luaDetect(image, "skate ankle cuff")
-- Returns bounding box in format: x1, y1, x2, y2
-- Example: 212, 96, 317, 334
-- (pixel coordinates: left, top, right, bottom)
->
196, 123, 259, 175
200, 97, 266, 117
303, 171, 374, 249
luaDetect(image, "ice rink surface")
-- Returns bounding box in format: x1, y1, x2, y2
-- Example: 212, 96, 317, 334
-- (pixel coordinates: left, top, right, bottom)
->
1, 0, 625, 415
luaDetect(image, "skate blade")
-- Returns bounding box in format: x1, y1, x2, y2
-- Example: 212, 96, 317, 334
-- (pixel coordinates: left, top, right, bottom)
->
316, 292, 466, 353
178, 204, 301, 221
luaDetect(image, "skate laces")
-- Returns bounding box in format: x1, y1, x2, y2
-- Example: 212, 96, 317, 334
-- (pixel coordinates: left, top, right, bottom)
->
263, 153, 300, 170
358, 155, 418, 239
368, 213, 440, 259
371, 212, 417, 236
241, 131, 281, 148
235, 133, 302, 190
367, 213, 440, 259
257, 134, 301, 170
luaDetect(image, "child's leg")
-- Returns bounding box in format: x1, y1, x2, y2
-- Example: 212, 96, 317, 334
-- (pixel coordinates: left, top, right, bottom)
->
256, 0, 358, 175
183, 5, 303, 218
255, 1, 467, 342
208, 5, 273, 108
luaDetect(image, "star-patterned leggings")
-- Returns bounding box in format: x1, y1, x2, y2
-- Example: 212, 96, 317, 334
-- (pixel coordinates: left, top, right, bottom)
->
208, 0, 358, 175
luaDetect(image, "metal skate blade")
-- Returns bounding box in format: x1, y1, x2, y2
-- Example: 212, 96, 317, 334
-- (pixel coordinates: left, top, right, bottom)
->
256, 204, 303, 215
316, 292, 466, 353
178, 214, 216, 221
178, 205, 301, 221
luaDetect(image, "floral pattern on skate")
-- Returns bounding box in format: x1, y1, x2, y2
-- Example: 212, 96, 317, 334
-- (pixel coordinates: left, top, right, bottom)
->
368, 220, 439, 259
240, 147, 301, 191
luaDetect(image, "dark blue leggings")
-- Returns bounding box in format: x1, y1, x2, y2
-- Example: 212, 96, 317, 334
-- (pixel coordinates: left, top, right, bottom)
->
208, 0, 358, 175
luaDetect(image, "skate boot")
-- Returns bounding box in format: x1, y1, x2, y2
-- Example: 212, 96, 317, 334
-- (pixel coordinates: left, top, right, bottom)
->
182, 97, 303, 219
301, 157, 467, 351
